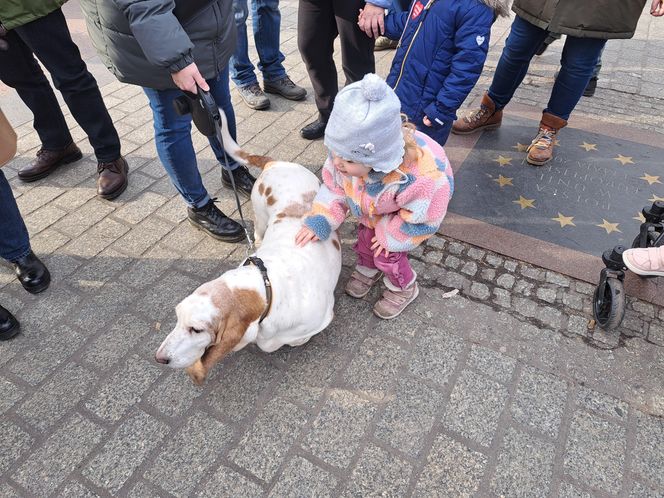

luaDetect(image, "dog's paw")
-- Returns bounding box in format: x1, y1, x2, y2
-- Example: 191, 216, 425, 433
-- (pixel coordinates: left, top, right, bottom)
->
186, 361, 207, 386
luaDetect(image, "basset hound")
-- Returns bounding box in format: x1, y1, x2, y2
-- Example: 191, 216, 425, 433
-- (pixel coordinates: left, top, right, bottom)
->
155, 111, 342, 384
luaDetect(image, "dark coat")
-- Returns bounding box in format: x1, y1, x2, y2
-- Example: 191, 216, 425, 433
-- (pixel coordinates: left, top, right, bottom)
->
79, 0, 235, 90
513, 0, 648, 39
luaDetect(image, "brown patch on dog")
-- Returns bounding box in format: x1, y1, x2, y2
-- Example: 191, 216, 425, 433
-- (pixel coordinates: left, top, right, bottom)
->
267, 195, 276, 206
332, 239, 340, 251
273, 219, 282, 224
276, 191, 316, 219
237, 150, 274, 169
265, 186, 272, 197
258, 183, 265, 195
190, 282, 265, 384
302, 190, 316, 204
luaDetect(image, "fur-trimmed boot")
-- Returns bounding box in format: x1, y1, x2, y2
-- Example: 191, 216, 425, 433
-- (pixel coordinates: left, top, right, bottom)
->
526, 112, 567, 166
452, 93, 503, 135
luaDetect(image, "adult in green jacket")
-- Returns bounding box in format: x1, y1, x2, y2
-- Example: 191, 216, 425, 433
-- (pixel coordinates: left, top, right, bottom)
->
453, 0, 664, 166
0, 0, 128, 199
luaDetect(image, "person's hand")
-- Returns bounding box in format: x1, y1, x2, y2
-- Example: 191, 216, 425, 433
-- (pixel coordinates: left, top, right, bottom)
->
358, 3, 385, 38
371, 236, 390, 258
423, 116, 433, 127
171, 62, 209, 93
0, 25, 9, 51
295, 226, 320, 247
651, 0, 664, 16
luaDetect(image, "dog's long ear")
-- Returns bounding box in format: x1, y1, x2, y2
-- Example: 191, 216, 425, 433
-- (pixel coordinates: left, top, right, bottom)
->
188, 288, 265, 384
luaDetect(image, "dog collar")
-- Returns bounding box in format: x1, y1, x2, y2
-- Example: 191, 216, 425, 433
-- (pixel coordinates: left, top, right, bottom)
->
243, 256, 273, 324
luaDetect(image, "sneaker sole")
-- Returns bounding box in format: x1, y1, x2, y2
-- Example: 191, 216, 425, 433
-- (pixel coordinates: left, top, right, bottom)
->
373, 284, 420, 320
263, 87, 307, 101
451, 123, 501, 135
221, 178, 251, 199
18, 149, 83, 182
188, 218, 247, 243
623, 256, 664, 277
526, 155, 551, 166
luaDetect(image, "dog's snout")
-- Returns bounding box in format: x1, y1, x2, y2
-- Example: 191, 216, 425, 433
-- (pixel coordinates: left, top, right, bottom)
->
155, 354, 170, 365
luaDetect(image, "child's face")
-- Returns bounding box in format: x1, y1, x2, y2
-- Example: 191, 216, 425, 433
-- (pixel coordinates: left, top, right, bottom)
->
331, 152, 372, 178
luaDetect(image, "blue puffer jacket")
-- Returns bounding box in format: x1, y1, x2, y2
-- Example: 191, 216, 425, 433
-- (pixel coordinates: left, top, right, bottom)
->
385, 0, 508, 144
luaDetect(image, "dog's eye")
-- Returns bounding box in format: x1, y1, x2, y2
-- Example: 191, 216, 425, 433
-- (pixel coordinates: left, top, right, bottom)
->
189, 327, 203, 334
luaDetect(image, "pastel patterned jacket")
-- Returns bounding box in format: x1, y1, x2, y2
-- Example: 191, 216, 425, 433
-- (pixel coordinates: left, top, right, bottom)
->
304, 131, 454, 253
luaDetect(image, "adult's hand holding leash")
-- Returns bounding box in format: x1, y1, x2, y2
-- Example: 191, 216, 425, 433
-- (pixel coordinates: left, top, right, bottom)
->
171, 62, 209, 93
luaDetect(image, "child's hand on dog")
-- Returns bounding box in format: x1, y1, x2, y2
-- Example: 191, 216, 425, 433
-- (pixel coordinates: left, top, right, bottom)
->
295, 226, 320, 247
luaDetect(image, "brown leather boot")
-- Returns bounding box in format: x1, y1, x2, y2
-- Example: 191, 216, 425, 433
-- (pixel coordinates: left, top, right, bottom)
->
18, 142, 82, 182
526, 113, 567, 166
97, 156, 128, 200
452, 93, 503, 135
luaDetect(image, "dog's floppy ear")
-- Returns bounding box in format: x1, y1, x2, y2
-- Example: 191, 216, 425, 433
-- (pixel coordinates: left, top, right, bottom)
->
187, 288, 265, 385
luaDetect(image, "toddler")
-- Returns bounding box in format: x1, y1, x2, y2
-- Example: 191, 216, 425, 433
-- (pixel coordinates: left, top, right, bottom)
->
296, 74, 453, 319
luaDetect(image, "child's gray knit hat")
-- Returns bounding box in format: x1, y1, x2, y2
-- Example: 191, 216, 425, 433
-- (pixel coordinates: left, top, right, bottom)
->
324, 73, 405, 173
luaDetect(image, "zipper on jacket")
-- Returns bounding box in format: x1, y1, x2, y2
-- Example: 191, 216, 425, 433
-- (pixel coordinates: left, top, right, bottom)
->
393, 0, 435, 92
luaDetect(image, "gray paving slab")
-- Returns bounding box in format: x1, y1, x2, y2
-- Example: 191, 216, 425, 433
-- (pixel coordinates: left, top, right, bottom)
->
0, 2, 662, 497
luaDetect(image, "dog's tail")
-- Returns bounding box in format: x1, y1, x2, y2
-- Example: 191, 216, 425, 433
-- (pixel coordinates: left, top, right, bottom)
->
218, 109, 273, 169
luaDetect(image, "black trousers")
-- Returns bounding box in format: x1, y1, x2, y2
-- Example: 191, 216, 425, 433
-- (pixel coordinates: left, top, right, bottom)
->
298, 0, 375, 122
0, 8, 120, 162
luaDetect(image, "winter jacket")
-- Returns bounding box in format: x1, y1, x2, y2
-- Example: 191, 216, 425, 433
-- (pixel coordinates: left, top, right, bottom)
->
513, 0, 648, 39
385, 0, 509, 144
0, 0, 68, 30
79, 0, 235, 90
304, 131, 454, 253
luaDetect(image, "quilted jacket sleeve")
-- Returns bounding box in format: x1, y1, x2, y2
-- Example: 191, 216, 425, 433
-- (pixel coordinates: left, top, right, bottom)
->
423, 2, 493, 126
303, 158, 350, 241
111, 0, 194, 73
384, 10, 409, 41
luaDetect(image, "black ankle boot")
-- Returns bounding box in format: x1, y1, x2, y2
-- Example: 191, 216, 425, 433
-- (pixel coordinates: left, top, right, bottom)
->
583, 77, 598, 97
13, 250, 50, 294
221, 165, 256, 198
300, 119, 327, 140
187, 199, 246, 242
0, 305, 20, 341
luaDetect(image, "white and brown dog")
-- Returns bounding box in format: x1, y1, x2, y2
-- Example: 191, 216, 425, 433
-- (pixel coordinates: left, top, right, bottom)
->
155, 111, 341, 384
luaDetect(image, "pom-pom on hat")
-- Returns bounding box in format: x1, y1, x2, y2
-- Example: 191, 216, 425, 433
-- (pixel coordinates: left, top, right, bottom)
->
324, 73, 405, 173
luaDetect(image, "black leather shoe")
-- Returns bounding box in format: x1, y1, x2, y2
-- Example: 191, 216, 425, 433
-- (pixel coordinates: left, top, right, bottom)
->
13, 250, 51, 294
300, 119, 327, 140
583, 77, 598, 97
0, 305, 20, 341
221, 165, 256, 198
187, 199, 246, 242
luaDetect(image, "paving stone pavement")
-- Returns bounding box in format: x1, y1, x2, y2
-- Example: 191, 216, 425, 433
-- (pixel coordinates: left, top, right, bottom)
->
1, 2, 663, 497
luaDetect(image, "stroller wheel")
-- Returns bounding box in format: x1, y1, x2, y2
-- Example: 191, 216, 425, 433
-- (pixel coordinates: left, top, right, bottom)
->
592, 278, 625, 331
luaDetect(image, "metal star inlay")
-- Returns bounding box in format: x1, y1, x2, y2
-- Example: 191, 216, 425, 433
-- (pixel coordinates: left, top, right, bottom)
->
579, 142, 597, 152
513, 196, 535, 209
633, 212, 646, 223
551, 213, 576, 228
596, 219, 621, 234
640, 173, 661, 185
614, 154, 634, 166
512, 143, 528, 152
649, 194, 664, 203
493, 174, 513, 187
493, 155, 513, 166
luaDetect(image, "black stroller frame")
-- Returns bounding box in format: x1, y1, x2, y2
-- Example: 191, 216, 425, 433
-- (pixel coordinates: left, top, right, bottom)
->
593, 200, 664, 330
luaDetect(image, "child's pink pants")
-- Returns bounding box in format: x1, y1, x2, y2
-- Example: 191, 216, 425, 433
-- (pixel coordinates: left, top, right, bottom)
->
353, 224, 415, 290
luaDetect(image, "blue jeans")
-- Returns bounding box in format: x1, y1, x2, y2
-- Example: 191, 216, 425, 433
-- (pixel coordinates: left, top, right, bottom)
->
143, 68, 240, 209
488, 15, 606, 120
230, 0, 287, 87
0, 170, 31, 263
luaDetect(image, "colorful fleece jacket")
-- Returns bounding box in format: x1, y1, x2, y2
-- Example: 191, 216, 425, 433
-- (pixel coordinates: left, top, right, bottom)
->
304, 131, 454, 253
